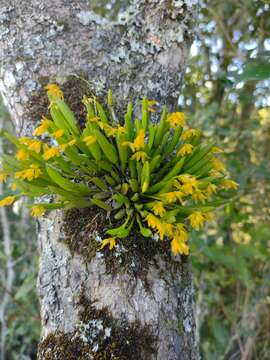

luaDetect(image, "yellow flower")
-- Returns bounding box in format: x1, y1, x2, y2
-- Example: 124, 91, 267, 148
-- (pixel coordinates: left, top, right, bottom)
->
16, 149, 29, 161
181, 129, 200, 140
83, 135, 97, 146
133, 129, 145, 151
59, 139, 76, 151
123, 129, 145, 152
0, 196, 16, 207
33, 117, 52, 136
43, 147, 60, 160
15, 164, 42, 181
192, 190, 207, 203
99, 123, 115, 136
175, 191, 185, 204
178, 144, 193, 157
19, 138, 42, 153
19, 137, 32, 146
178, 174, 199, 195
0, 172, 8, 183
176, 223, 188, 236
161, 192, 178, 204
152, 202, 166, 216
146, 213, 161, 229
175, 224, 188, 242
45, 83, 64, 99
167, 112, 186, 128
9, 183, 17, 191
100, 237, 117, 250
178, 174, 196, 184
145, 213, 172, 240
51, 129, 65, 139
171, 237, 189, 256
115, 126, 125, 136
28, 140, 42, 154
157, 222, 173, 240
206, 183, 217, 196
220, 179, 239, 190
104, 125, 125, 137
211, 157, 226, 172
31, 205, 45, 217
131, 151, 148, 163
188, 211, 205, 230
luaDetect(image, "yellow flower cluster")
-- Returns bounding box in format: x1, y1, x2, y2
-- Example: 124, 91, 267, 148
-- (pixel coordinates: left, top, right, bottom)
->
123, 129, 145, 152
33, 117, 52, 136
171, 224, 189, 256
100, 237, 116, 250
131, 151, 148, 163
16, 149, 29, 161
178, 144, 194, 157
52, 129, 65, 139
167, 112, 186, 128
19, 138, 43, 153
43, 146, 60, 161
15, 164, 42, 181
31, 205, 45, 217
0, 196, 16, 207
45, 84, 64, 100
152, 202, 166, 216
181, 128, 200, 140
99, 122, 125, 137
146, 213, 189, 255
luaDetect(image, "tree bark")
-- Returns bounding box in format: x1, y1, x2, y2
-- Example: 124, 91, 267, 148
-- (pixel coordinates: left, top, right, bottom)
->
0, 1, 199, 358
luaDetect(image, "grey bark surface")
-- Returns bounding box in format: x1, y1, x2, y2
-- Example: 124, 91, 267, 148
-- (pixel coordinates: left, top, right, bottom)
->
0, 0, 199, 358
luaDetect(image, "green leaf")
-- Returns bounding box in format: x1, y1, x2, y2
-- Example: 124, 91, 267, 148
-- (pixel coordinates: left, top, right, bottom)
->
93, 129, 118, 165
136, 215, 153, 237
46, 165, 92, 195
96, 101, 109, 123
106, 219, 134, 238
235, 60, 270, 82
54, 99, 80, 135
124, 102, 134, 141
154, 106, 168, 148
90, 198, 112, 211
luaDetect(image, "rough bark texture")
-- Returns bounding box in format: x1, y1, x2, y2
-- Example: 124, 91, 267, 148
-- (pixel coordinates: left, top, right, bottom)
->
0, 0, 199, 358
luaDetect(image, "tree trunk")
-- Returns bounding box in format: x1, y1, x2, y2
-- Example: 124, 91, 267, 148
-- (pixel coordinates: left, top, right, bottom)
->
0, 1, 199, 358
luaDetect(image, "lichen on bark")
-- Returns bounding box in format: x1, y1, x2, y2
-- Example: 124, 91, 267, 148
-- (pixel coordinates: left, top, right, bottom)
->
38, 289, 156, 359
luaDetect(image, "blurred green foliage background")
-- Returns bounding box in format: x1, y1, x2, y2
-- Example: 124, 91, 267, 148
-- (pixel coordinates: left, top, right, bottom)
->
0, 0, 269, 359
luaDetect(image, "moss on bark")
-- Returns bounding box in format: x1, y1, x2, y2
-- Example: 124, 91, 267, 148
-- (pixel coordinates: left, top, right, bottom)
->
26, 74, 93, 127
38, 289, 156, 360
62, 206, 184, 286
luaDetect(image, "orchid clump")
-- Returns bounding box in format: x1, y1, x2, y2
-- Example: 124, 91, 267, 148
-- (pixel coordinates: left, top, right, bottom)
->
0, 84, 238, 256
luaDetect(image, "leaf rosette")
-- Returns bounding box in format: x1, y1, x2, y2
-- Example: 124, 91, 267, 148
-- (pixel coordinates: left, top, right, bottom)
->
0, 84, 239, 256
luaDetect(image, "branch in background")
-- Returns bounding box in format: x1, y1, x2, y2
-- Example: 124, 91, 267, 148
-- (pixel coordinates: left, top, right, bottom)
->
0, 117, 15, 360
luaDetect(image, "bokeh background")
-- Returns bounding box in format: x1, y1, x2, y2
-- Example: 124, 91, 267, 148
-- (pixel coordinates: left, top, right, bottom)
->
0, 1, 269, 359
